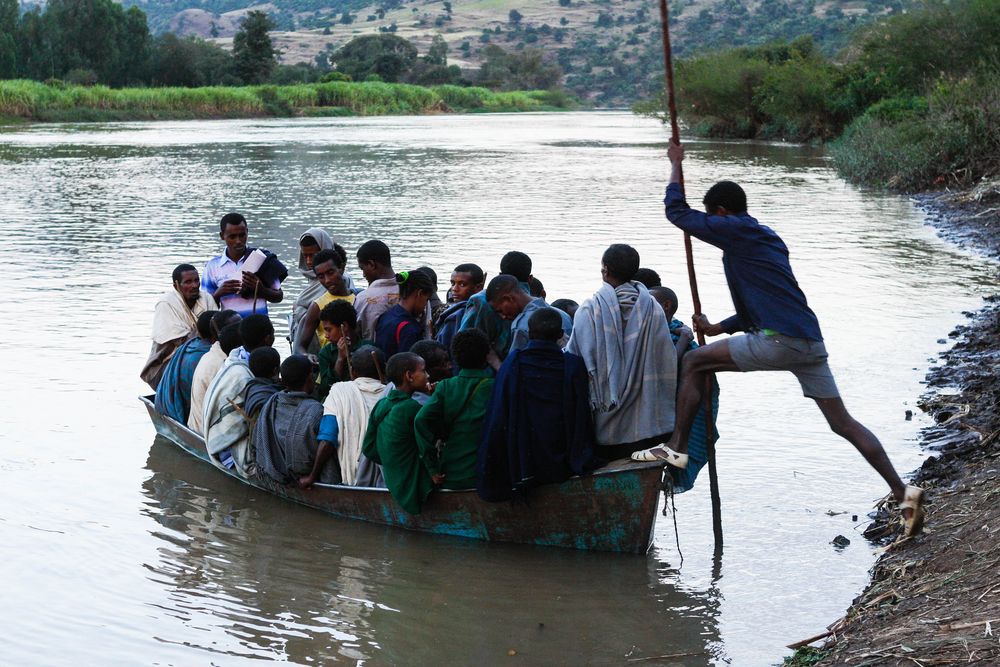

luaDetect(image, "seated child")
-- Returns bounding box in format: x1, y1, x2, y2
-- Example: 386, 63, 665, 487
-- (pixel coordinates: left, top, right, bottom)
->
409, 339, 452, 405
315, 300, 373, 401
361, 352, 441, 514
649, 286, 695, 363
244, 346, 282, 425
434, 263, 485, 352
477, 307, 602, 502
374, 269, 435, 357
550, 298, 579, 321
253, 355, 325, 486
292, 246, 354, 356
155, 310, 217, 423
414, 330, 495, 490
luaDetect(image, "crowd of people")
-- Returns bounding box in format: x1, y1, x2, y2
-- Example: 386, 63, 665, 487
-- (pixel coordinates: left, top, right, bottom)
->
142, 145, 924, 535
144, 210, 694, 513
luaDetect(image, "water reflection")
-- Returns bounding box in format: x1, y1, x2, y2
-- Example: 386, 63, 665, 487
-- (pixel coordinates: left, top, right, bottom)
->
142, 437, 722, 665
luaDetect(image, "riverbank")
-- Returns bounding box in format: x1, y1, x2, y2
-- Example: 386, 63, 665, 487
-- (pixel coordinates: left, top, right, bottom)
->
788, 189, 1000, 666
0, 80, 574, 124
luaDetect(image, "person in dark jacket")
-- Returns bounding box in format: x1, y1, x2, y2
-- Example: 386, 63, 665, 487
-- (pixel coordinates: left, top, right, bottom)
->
477, 307, 602, 502
632, 141, 924, 538
373, 269, 435, 357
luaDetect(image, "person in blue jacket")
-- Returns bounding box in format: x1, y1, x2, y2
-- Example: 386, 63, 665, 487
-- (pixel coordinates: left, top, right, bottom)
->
632, 141, 925, 537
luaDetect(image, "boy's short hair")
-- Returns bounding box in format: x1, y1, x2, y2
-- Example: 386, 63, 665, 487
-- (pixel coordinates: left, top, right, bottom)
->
649, 286, 679, 316
212, 309, 240, 336
218, 322, 243, 355
453, 263, 485, 284
299, 234, 318, 247
239, 314, 274, 350
280, 354, 313, 390
451, 329, 490, 369
499, 251, 532, 282
633, 267, 661, 289
314, 245, 347, 270
703, 180, 747, 214
528, 276, 544, 297
249, 346, 281, 379
410, 339, 449, 367
356, 239, 391, 266
196, 311, 216, 340
320, 300, 357, 327
485, 274, 520, 303
550, 298, 578, 318
528, 307, 564, 342
219, 212, 246, 234
386, 352, 423, 386
351, 345, 384, 381
172, 263, 196, 283
602, 244, 640, 283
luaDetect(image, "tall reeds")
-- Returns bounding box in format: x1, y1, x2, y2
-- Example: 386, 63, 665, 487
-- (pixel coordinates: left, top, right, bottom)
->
0, 79, 574, 122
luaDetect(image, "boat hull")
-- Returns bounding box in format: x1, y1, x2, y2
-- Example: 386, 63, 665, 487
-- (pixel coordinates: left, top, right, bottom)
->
141, 396, 662, 554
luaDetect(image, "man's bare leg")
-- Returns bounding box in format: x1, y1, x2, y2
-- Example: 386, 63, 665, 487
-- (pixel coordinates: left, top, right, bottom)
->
813, 396, 907, 503
634, 339, 740, 462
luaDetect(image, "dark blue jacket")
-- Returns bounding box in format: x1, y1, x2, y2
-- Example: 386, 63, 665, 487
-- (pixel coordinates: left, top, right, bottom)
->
664, 183, 823, 341
374, 304, 423, 357
476, 340, 602, 502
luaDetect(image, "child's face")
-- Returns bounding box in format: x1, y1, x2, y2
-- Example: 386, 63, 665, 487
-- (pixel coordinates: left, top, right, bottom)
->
404, 360, 429, 392
449, 271, 480, 303
320, 320, 343, 344
301, 243, 321, 270
316, 261, 345, 292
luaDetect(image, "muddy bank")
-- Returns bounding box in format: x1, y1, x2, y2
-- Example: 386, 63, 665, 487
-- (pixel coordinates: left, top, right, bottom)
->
795, 193, 1000, 666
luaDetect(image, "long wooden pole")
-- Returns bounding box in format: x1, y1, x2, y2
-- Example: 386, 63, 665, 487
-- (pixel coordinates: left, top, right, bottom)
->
658, 0, 723, 549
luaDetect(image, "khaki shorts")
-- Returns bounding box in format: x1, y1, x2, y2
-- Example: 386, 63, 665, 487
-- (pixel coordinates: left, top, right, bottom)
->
727, 332, 840, 399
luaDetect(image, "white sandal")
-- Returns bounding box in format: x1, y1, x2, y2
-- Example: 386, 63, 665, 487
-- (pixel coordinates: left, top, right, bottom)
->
631, 445, 689, 469
900, 485, 925, 537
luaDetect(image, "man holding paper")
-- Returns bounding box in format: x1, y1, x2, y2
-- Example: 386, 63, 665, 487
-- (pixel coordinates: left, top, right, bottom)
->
202, 213, 286, 318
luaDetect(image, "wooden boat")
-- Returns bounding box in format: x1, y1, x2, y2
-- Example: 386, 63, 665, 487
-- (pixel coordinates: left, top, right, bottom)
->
141, 396, 664, 554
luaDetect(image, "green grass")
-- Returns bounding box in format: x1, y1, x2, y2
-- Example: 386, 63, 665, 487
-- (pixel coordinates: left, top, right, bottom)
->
0, 79, 575, 124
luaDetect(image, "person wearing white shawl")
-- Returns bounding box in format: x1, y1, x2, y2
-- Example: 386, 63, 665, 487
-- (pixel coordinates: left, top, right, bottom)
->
290, 229, 357, 353
298, 346, 387, 488
141, 263, 218, 390
202, 315, 275, 476
565, 244, 678, 458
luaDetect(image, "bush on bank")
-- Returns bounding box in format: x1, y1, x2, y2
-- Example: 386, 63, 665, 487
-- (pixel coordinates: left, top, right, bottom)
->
634, 0, 1000, 191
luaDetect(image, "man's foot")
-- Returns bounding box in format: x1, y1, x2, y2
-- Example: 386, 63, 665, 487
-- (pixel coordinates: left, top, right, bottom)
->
900, 485, 925, 538
631, 445, 689, 469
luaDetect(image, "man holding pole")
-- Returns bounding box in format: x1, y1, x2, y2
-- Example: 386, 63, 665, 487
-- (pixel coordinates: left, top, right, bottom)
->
631, 141, 925, 538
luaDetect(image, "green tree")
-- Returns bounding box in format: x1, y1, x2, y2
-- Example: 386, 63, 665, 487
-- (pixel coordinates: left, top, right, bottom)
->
233, 10, 276, 84
426, 34, 448, 66
509, 9, 523, 25
0, 0, 17, 78
151, 33, 235, 86
333, 34, 417, 82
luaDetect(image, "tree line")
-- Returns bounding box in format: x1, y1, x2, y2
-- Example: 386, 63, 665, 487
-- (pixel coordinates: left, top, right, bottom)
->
635, 0, 1000, 191
0, 0, 564, 93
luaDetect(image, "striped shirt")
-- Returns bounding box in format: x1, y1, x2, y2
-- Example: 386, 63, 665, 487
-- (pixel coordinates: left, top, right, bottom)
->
201, 250, 280, 319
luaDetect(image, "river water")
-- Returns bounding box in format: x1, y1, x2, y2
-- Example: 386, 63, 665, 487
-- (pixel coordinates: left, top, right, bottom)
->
0, 112, 994, 666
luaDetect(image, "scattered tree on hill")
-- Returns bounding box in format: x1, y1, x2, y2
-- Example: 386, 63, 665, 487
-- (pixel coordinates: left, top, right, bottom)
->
233, 10, 276, 84
477, 44, 562, 90
508, 9, 523, 25
333, 34, 417, 82
426, 34, 448, 66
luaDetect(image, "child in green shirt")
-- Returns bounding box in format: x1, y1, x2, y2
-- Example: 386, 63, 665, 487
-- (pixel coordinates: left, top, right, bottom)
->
361, 351, 442, 514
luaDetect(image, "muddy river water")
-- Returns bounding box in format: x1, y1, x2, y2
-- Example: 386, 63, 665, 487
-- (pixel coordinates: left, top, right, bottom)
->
0, 112, 994, 665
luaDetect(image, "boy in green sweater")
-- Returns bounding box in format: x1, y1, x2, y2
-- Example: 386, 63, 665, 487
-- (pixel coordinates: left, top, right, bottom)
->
414, 329, 495, 489
362, 351, 442, 514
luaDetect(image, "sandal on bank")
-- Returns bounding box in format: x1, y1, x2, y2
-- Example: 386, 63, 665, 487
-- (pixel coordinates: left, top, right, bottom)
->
631, 445, 689, 469
900, 485, 925, 538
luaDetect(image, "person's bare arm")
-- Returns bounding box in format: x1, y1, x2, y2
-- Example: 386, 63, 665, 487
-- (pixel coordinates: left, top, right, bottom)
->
298, 441, 334, 488
293, 302, 320, 355
241, 272, 284, 303
668, 141, 684, 185
693, 314, 726, 338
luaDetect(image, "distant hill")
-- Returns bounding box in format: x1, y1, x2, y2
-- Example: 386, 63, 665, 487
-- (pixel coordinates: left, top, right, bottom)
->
119, 0, 915, 104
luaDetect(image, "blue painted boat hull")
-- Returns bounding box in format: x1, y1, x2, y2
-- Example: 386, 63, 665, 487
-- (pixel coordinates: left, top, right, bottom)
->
141, 396, 663, 554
